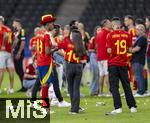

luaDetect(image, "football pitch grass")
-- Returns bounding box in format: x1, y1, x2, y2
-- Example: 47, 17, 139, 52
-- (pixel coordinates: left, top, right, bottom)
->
0, 72, 150, 123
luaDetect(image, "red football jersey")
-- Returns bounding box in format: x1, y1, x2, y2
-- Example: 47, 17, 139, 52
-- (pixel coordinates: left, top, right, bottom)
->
36, 32, 53, 66
58, 37, 86, 63
128, 28, 137, 44
29, 36, 37, 55
96, 28, 110, 61
106, 29, 132, 66
24, 64, 36, 79
88, 36, 96, 50
0, 25, 13, 53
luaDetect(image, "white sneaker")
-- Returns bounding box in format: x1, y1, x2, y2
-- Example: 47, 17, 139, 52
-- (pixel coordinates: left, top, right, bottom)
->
26, 90, 32, 97
58, 100, 71, 107
134, 93, 144, 97
69, 112, 78, 115
0, 89, 2, 94
132, 90, 137, 95
51, 99, 59, 106
105, 94, 112, 97
7, 89, 14, 94
79, 107, 85, 113
130, 107, 137, 113
143, 92, 150, 97
98, 94, 104, 97
106, 108, 122, 115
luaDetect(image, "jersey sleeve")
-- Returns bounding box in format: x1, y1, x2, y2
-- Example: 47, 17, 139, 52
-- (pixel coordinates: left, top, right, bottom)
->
106, 33, 112, 48
127, 34, 132, 48
21, 29, 26, 41
58, 38, 67, 50
88, 37, 95, 50
44, 34, 52, 48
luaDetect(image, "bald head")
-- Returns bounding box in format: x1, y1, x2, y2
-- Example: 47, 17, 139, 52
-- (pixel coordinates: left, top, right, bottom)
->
136, 24, 146, 36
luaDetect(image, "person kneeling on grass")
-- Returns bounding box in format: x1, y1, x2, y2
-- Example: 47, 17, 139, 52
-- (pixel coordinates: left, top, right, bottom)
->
23, 59, 37, 97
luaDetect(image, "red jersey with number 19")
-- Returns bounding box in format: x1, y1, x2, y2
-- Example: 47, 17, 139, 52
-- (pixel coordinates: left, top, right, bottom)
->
36, 32, 53, 66
106, 29, 132, 66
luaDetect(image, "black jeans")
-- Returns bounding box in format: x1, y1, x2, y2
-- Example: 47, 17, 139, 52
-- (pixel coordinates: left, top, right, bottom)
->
13, 57, 24, 88
66, 62, 83, 112
53, 67, 63, 102
108, 66, 137, 109
32, 77, 41, 99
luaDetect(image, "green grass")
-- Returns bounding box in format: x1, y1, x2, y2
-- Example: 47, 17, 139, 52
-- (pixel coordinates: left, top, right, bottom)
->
1, 72, 150, 123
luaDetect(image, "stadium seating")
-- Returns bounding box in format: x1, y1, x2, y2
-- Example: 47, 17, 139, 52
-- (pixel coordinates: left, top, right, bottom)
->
0, 0, 63, 37
0, 0, 63, 57
80, 0, 149, 35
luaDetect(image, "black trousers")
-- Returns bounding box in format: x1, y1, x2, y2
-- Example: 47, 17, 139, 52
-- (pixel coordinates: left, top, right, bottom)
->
31, 67, 63, 102
53, 67, 63, 102
66, 62, 83, 112
13, 57, 24, 88
31, 77, 41, 99
108, 66, 137, 109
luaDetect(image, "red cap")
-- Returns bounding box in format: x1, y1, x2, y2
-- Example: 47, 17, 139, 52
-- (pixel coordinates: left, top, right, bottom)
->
40, 14, 56, 25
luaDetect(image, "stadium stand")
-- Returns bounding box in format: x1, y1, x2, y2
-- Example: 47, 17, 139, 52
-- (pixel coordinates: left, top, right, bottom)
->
0, 0, 63, 57
0, 0, 63, 37
80, 0, 149, 34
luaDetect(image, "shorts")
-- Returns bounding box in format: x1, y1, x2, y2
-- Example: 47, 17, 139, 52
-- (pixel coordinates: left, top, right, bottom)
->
0, 51, 14, 69
37, 64, 54, 85
98, 60, 108, 76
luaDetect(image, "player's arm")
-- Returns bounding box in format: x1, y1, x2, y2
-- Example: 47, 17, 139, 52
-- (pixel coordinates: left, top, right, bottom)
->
15, 29, 25, 60
45, 35, 58, 55
127, 34, 134, 53
129, 35, 142, 53
56, 49, 65, 56
45, 46, 58, 54
29, 38, 36, 51
1, 32, 8, 50
18, 41, 25, 54
106, 34, 112, 54
88, 37, 96, 52
130, 46, 141, 53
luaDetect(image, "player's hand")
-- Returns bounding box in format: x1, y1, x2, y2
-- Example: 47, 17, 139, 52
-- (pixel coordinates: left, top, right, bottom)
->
1, 46, 6, 51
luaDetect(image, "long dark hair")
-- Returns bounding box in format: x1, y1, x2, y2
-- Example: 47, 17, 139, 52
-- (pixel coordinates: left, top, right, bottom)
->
70, 29, 86, 58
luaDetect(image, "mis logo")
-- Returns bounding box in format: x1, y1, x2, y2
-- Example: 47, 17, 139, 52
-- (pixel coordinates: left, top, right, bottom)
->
0, 98, 50, 123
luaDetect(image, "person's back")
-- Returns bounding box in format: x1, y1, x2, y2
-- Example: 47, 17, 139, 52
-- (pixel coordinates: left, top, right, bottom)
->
36, 32, 53, 66
107, 29, 132, 66
96, 28, 110, 61
106, 17, 136, 115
